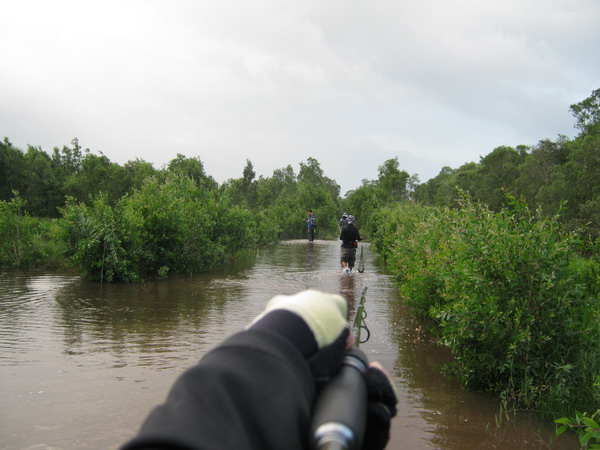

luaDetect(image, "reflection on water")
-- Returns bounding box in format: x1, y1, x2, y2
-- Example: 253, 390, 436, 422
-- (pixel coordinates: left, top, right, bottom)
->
0, 241, 577, 449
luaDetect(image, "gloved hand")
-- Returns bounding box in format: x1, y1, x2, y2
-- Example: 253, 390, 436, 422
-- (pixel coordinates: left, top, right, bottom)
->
362, 362, 398, 450
248, 290, 351, 384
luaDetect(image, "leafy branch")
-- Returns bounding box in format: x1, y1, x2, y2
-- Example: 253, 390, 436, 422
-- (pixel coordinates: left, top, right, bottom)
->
555, 409, 600, 449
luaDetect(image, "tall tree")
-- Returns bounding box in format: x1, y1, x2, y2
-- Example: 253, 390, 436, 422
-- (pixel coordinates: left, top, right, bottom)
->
475, 146, 526, 210
255, 165, 297, 210
514, 138, 568, 214
0, 138, 26, 202
413, 166, 454, 205
220, 160, 256, 207
376, 157, 410, 202
51, 138, 83, 177
167, 154, 217, 191
123, 159, 158, 192
570, 88, 600, 136
241, 159, 257, 206
298, 157, 325, 185
22, 145, 64, 216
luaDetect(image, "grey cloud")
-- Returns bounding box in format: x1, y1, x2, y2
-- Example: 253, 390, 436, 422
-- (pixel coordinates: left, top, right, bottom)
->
1, 0, 598, 194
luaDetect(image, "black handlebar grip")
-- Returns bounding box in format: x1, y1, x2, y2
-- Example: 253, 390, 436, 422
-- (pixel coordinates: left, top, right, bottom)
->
310, 348, 368, 450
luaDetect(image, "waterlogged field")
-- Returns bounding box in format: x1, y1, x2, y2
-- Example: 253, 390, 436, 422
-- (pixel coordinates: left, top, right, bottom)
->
0, 241, 579, 449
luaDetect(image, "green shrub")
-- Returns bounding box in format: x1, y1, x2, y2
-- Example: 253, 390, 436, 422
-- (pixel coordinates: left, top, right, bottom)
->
0, 193, 62, 268
58, 175, 279, 281
371, 194, 600, 415
59, 194, 130, 282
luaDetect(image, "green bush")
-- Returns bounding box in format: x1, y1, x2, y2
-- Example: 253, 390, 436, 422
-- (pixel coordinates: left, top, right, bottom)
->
371, 194, 600, 415
370, 202, 460, 318
58, 175, 279, 281
59, 194, 130, 282
117, 175, 217, 278
0, 193, 62, 268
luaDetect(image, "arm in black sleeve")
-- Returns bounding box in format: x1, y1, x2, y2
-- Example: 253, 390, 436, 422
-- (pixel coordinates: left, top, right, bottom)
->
121, 329, 317, 450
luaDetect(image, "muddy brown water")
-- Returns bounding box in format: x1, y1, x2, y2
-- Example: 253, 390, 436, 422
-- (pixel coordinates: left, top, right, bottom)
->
0, 240, 577, 449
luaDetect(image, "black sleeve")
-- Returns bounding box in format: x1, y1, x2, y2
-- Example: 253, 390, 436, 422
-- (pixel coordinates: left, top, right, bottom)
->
121, 330, 316, 450
339, 227, 347, 242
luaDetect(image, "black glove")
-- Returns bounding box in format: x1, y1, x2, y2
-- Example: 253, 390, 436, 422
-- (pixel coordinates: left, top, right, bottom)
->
307, 327, 350, 388
361, 365, 398, 450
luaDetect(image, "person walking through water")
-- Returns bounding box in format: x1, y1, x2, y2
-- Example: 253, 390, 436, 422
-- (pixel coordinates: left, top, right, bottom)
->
305, 209, 316, 241
340, 215, 361, 274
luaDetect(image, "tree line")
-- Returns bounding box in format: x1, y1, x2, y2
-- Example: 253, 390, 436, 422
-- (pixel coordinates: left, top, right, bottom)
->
411, 89, 600, 243
1, 89, 598, 275
0, 144, 350, 278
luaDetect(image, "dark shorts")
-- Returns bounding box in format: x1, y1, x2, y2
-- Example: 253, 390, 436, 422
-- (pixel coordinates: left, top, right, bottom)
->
341, 247, 357, 265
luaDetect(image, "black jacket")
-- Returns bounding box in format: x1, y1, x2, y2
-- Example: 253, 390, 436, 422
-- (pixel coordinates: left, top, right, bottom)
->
122, 329, 316, 450
340, 224, 362, 248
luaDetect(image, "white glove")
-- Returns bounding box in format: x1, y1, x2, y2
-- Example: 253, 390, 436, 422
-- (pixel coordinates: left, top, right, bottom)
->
249, 290, 348, 349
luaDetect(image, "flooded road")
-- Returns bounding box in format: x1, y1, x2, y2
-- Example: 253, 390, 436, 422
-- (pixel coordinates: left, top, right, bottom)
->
0, 240, 576, 449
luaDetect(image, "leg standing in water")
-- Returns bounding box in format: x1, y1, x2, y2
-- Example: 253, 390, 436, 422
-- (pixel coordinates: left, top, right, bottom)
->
121, 290, 397, 450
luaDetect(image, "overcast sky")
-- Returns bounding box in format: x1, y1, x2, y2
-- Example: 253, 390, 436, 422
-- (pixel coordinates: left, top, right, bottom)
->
1, 0, 599, 194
